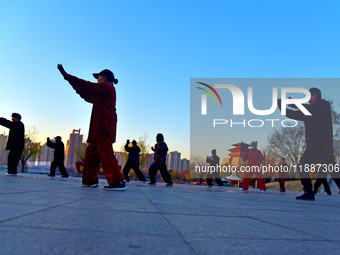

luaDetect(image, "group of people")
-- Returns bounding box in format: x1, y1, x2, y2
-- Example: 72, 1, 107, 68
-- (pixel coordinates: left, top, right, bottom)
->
0, 65, 173, 190
1, 66, 339, 199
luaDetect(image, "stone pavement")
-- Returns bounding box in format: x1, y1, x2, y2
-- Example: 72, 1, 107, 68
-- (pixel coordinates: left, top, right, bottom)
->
0, 172, 340, 255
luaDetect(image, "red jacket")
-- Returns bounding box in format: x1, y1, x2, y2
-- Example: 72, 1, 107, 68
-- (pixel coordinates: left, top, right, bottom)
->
65, 74, 117, 143
243, 149, 264, 166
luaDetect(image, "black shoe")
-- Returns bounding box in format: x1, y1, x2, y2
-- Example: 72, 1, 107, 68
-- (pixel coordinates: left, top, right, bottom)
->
61, 176, 69, 178
104, 181, 127, 191
165, 183, 173, 187
296, 192, 315, 201
148, 182, 156, 185
48, 174, 55, 177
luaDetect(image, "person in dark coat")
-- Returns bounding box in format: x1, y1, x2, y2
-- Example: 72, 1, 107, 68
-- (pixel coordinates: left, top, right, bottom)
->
122, 139, 146, 182
278, 158, 288, 192
46, 136, 68, 178
0, 113, 25, 175
57, 64, 126, 191
206, 149, 224, 187
278, 88, 340, 200
148, 133, 173, 186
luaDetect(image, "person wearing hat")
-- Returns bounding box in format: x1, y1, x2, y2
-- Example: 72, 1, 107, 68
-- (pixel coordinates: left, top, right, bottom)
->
0, 113, 25, 175
278, 87, 340, 200
241, 141, 266, 191
46, 136, 68, 178
57, 64, 126, 191
148, 133, 173, 186
206, 149, 224, 187
122, 139, 146, 182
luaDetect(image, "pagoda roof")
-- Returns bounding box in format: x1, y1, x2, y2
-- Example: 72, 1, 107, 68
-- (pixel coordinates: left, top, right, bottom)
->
231, 142, 250, 147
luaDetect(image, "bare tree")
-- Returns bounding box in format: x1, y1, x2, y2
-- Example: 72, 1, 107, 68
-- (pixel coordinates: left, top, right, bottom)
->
20, 127, 40, 173
76, 143, 88, 162
138, 133, 150, 169
330, 100, 340, 139
190, 155, 207, 179
267, 125, 305, 167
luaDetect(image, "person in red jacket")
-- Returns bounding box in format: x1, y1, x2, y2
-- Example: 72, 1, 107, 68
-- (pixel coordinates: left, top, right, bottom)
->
57, 64, 126, 191
241, 141, 266, 191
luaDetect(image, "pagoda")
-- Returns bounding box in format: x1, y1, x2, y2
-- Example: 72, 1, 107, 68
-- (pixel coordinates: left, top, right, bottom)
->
228, 142, 250, 167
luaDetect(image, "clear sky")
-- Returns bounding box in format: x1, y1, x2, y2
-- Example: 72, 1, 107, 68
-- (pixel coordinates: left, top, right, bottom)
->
1, 0, 340, 159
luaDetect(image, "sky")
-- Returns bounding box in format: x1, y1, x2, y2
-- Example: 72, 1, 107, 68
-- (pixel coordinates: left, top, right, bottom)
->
1, 0, 340, 159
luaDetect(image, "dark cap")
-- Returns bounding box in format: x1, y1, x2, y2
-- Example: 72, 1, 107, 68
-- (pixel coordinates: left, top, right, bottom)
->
132, 140, 137, 145
12, 113, 21, 120
309, 88, 321, 99
93, 69, 118, 84
211, 149, 216, 153
54, 136, 62, 141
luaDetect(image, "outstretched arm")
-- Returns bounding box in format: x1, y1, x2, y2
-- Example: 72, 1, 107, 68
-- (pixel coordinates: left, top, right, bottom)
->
277, 99, 306, 121
46, 138, 56, 149
57, 64, 109, 97
0, 118, 12, 129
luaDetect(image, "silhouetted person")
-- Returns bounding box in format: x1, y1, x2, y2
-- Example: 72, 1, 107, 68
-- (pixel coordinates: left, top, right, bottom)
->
278, 158, 288, 192
47, 136, 68, 178
241, 141, 266, 191
0, 113, 25, 175
122, 139, 146, 182
279, 88, 340, 200
58, 64, 126, 191
206, 149, 224, 187
148, 133, 173, 186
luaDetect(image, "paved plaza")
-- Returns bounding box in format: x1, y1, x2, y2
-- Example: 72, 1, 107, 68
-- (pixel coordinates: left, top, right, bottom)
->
0, 172, 339, 255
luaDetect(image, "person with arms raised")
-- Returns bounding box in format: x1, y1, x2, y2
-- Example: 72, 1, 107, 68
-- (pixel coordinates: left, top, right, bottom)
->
57, 64, 126, 191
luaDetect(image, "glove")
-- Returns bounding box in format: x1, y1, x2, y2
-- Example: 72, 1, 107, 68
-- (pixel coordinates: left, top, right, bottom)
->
57, 64, 67, 77
126, 139, 130, 144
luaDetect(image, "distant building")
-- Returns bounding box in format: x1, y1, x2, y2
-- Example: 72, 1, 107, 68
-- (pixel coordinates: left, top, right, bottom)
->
167, 151, 181, 170
228, 142, 249, 167
38, 142, 54, 165
115, 151, 126, 168
0, 133, 8, 163
65, 129, 83, 169
179, 158, 190, 172
142, 153, 154, 169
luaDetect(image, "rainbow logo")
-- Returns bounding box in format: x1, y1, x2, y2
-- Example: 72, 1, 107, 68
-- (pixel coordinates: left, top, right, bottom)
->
196, 82, 222, 106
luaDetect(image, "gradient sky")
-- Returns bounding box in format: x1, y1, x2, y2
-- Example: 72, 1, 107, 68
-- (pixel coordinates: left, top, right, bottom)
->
1, 0, 340, 159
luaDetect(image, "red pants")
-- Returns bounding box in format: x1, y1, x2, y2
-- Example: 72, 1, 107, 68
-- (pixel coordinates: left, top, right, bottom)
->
278, 178, 286, 191
82, 137, 124, 185
242, 171, 266, 191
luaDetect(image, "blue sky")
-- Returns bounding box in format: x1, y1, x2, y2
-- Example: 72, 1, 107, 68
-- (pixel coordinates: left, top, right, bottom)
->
1, 0, 340, 159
